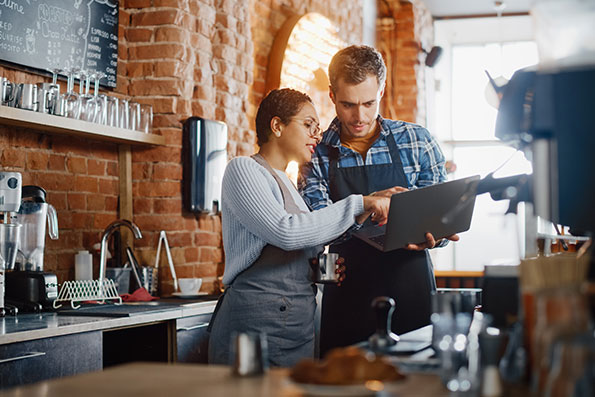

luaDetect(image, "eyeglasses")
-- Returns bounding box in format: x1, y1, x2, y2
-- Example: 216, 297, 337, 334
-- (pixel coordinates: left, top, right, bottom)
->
289, 117, 321, 139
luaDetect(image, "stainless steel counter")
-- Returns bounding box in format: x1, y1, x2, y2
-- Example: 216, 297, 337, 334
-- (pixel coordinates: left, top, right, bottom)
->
0, 298, 218, 345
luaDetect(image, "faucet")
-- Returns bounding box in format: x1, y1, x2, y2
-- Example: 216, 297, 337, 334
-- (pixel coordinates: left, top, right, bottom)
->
99, 219, 142, 281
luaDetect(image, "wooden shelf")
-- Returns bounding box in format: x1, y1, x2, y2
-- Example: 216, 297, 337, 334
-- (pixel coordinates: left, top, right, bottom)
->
0, 105, 165, 146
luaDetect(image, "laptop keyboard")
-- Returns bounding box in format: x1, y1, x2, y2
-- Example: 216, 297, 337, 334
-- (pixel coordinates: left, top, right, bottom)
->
370, 235, 385, 247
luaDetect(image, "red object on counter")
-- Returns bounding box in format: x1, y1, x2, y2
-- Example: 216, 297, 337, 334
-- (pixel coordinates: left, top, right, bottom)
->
121, 287, 159, 302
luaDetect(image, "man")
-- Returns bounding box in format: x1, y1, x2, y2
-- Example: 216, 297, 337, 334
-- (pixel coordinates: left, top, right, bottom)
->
299, 45, 458, 356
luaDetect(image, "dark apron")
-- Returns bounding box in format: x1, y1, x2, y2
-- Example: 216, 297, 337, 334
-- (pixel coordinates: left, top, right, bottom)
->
319, 131, 436, 357
208, 154, 319, 367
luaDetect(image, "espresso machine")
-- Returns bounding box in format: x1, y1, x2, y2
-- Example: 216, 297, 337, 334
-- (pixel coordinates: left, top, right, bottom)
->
5, 185, 59, 312
0, 171, 22, 317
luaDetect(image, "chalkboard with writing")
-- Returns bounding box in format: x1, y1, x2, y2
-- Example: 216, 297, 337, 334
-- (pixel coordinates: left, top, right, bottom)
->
0, 0, 118, 88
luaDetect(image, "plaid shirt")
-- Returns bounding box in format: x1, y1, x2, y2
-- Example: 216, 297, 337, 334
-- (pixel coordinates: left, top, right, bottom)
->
299, 115, 447, 211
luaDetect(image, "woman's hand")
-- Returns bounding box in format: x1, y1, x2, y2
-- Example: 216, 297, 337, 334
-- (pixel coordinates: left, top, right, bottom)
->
360, 196, 391, 225
335, 257, 346, 286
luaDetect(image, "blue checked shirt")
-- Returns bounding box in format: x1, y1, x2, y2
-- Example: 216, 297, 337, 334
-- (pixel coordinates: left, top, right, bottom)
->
299, 115, 447, 209
298, 115, 448, 245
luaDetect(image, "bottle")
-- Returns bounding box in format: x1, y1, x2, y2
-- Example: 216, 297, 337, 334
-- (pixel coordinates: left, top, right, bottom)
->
75, 250, 93, 280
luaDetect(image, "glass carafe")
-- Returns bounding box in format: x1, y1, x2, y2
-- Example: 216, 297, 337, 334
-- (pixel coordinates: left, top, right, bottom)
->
14, 198, 59, 272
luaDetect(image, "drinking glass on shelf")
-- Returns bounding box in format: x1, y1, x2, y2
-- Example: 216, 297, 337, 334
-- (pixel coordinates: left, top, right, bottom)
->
138, 104, 153, 134
91, 72, 106, 124
62, 68, 81, 119
104, 96, 119, 127
79, 71, 97, 122
129, 101, 140, 131
119, 99, 129, 129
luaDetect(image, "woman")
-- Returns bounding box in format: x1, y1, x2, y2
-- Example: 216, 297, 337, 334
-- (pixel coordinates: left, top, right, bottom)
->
207, 88, 390, 367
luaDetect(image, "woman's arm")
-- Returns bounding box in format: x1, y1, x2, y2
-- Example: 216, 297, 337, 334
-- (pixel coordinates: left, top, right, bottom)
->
223, 157, 365, 251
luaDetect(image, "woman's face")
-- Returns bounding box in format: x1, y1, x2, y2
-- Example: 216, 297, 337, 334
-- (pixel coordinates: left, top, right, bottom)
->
277, 101, 321, 164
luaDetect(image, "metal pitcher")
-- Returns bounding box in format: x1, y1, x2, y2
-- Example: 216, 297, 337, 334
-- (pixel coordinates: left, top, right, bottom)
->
14, 83, 38, 111
309, 252, 340, 284
36, 83, 60, 114
1, 77, 15, 106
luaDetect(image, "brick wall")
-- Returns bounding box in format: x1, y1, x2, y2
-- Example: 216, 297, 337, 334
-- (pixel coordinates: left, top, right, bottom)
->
0, 0, 425, 295
378, 0, 433, 124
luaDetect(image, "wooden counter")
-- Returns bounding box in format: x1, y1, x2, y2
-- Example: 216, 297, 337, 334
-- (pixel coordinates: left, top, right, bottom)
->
0, 362, 449, 396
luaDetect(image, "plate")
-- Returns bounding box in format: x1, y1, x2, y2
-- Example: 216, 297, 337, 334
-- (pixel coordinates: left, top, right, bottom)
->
288, 380, 398, 396
171, 291, 209, 298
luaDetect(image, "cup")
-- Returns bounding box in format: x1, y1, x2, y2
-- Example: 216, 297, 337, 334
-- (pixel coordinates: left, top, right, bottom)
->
138, 103, 153, 133
0, 223, 22, 271
14, 83, 38, 111
231, 332, 268, 376
309, 252, 340, 284
119, 99, 129, 129
1, 77, 15, 106
178, 277, 202, 294
129, 101, 140, 131
36, 83, 60, 114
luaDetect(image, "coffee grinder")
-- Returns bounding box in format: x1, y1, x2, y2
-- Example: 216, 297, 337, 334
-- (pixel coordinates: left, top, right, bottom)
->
6, 186, 59, 312
0, 171, 22, 317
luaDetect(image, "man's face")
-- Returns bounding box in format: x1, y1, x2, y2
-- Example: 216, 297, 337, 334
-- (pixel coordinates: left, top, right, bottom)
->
330, 75, 384, 139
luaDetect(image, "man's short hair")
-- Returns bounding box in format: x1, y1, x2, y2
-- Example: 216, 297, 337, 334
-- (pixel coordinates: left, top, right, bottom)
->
328, 45, 387, 92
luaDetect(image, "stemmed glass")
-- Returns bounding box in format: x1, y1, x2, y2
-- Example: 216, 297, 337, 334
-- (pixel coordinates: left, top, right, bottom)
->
45, 68, 63, 115
91, 72, 106, 124
78, 71, 96, 122
62, 68, 81, 119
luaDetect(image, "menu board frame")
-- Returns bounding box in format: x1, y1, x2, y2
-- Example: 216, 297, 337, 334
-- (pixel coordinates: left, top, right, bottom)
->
0, 0, 119, 88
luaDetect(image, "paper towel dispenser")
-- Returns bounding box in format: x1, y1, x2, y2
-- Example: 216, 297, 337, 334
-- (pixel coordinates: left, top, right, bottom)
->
183, 117, 228, 214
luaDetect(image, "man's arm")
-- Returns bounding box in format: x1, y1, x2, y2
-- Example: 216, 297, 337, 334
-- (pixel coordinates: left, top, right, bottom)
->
298, 152, 332, 210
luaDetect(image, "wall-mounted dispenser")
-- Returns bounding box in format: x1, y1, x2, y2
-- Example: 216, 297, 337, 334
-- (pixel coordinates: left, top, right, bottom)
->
183, 117, 228, 214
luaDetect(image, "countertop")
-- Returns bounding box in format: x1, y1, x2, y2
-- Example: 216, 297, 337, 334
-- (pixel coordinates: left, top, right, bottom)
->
0, 297, 219, 345
0, 362, 449, 396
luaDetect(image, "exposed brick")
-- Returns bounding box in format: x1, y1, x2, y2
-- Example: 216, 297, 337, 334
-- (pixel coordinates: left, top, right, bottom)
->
128, 79, 187, 96
126, 27, 153, 42
154, 198, 182, 214
87, 194, 106, 211
48, 154, 66, 171
74, 175, 99, 193
153, 164, 182, 180
26, 151, 50, 170
1, 149, 26, 167
129, 44, 187, 61
127, 61, 155, 78
155, 26, 189, 43
131, 10, 184, 27
87, 159, 106, 176
68, 193, 87, 210
67, 157, 87, 174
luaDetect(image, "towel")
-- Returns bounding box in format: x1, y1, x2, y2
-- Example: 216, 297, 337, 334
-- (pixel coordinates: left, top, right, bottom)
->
121, 287, 159, 302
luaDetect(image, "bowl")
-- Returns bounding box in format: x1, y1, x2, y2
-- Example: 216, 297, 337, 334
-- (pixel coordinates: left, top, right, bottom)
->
178, 278, 203, 295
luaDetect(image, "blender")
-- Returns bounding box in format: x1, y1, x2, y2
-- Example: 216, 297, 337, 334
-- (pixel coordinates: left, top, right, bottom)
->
0, 171, 22, 317
6, 185, 59, 312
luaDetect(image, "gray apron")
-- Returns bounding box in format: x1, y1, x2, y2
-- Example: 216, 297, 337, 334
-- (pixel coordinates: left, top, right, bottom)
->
208, 154, 319, 367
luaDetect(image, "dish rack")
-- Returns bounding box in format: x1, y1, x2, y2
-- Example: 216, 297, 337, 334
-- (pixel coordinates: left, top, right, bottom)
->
53, 279, 122, 309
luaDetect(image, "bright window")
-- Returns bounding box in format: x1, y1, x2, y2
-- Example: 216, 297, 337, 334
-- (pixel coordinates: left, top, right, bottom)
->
429, 17, 539, 271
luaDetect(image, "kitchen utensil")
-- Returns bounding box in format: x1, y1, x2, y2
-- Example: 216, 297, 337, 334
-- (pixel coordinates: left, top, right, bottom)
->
127, 246, 158, 296
36, 83, 60, 114
154, 230, 178, 292
178, 278, 202, 295
309, 252, 340, 284
105, 267, 131, 295
13, 186, 59, 271
368, 296, 399, 351
232, 332, 268, 376
1, 77, 15, 106
14, 83, 38, 111
126, 247, 143, 288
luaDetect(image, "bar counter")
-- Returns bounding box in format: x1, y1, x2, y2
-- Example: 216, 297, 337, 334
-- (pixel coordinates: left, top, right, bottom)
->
0, 362, 449, 396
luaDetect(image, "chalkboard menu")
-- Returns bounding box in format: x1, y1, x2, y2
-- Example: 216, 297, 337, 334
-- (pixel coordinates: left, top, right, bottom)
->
0, 0, 119, 88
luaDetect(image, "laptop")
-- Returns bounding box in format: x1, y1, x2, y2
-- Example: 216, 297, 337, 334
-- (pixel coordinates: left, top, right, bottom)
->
354, 175, 480, 252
